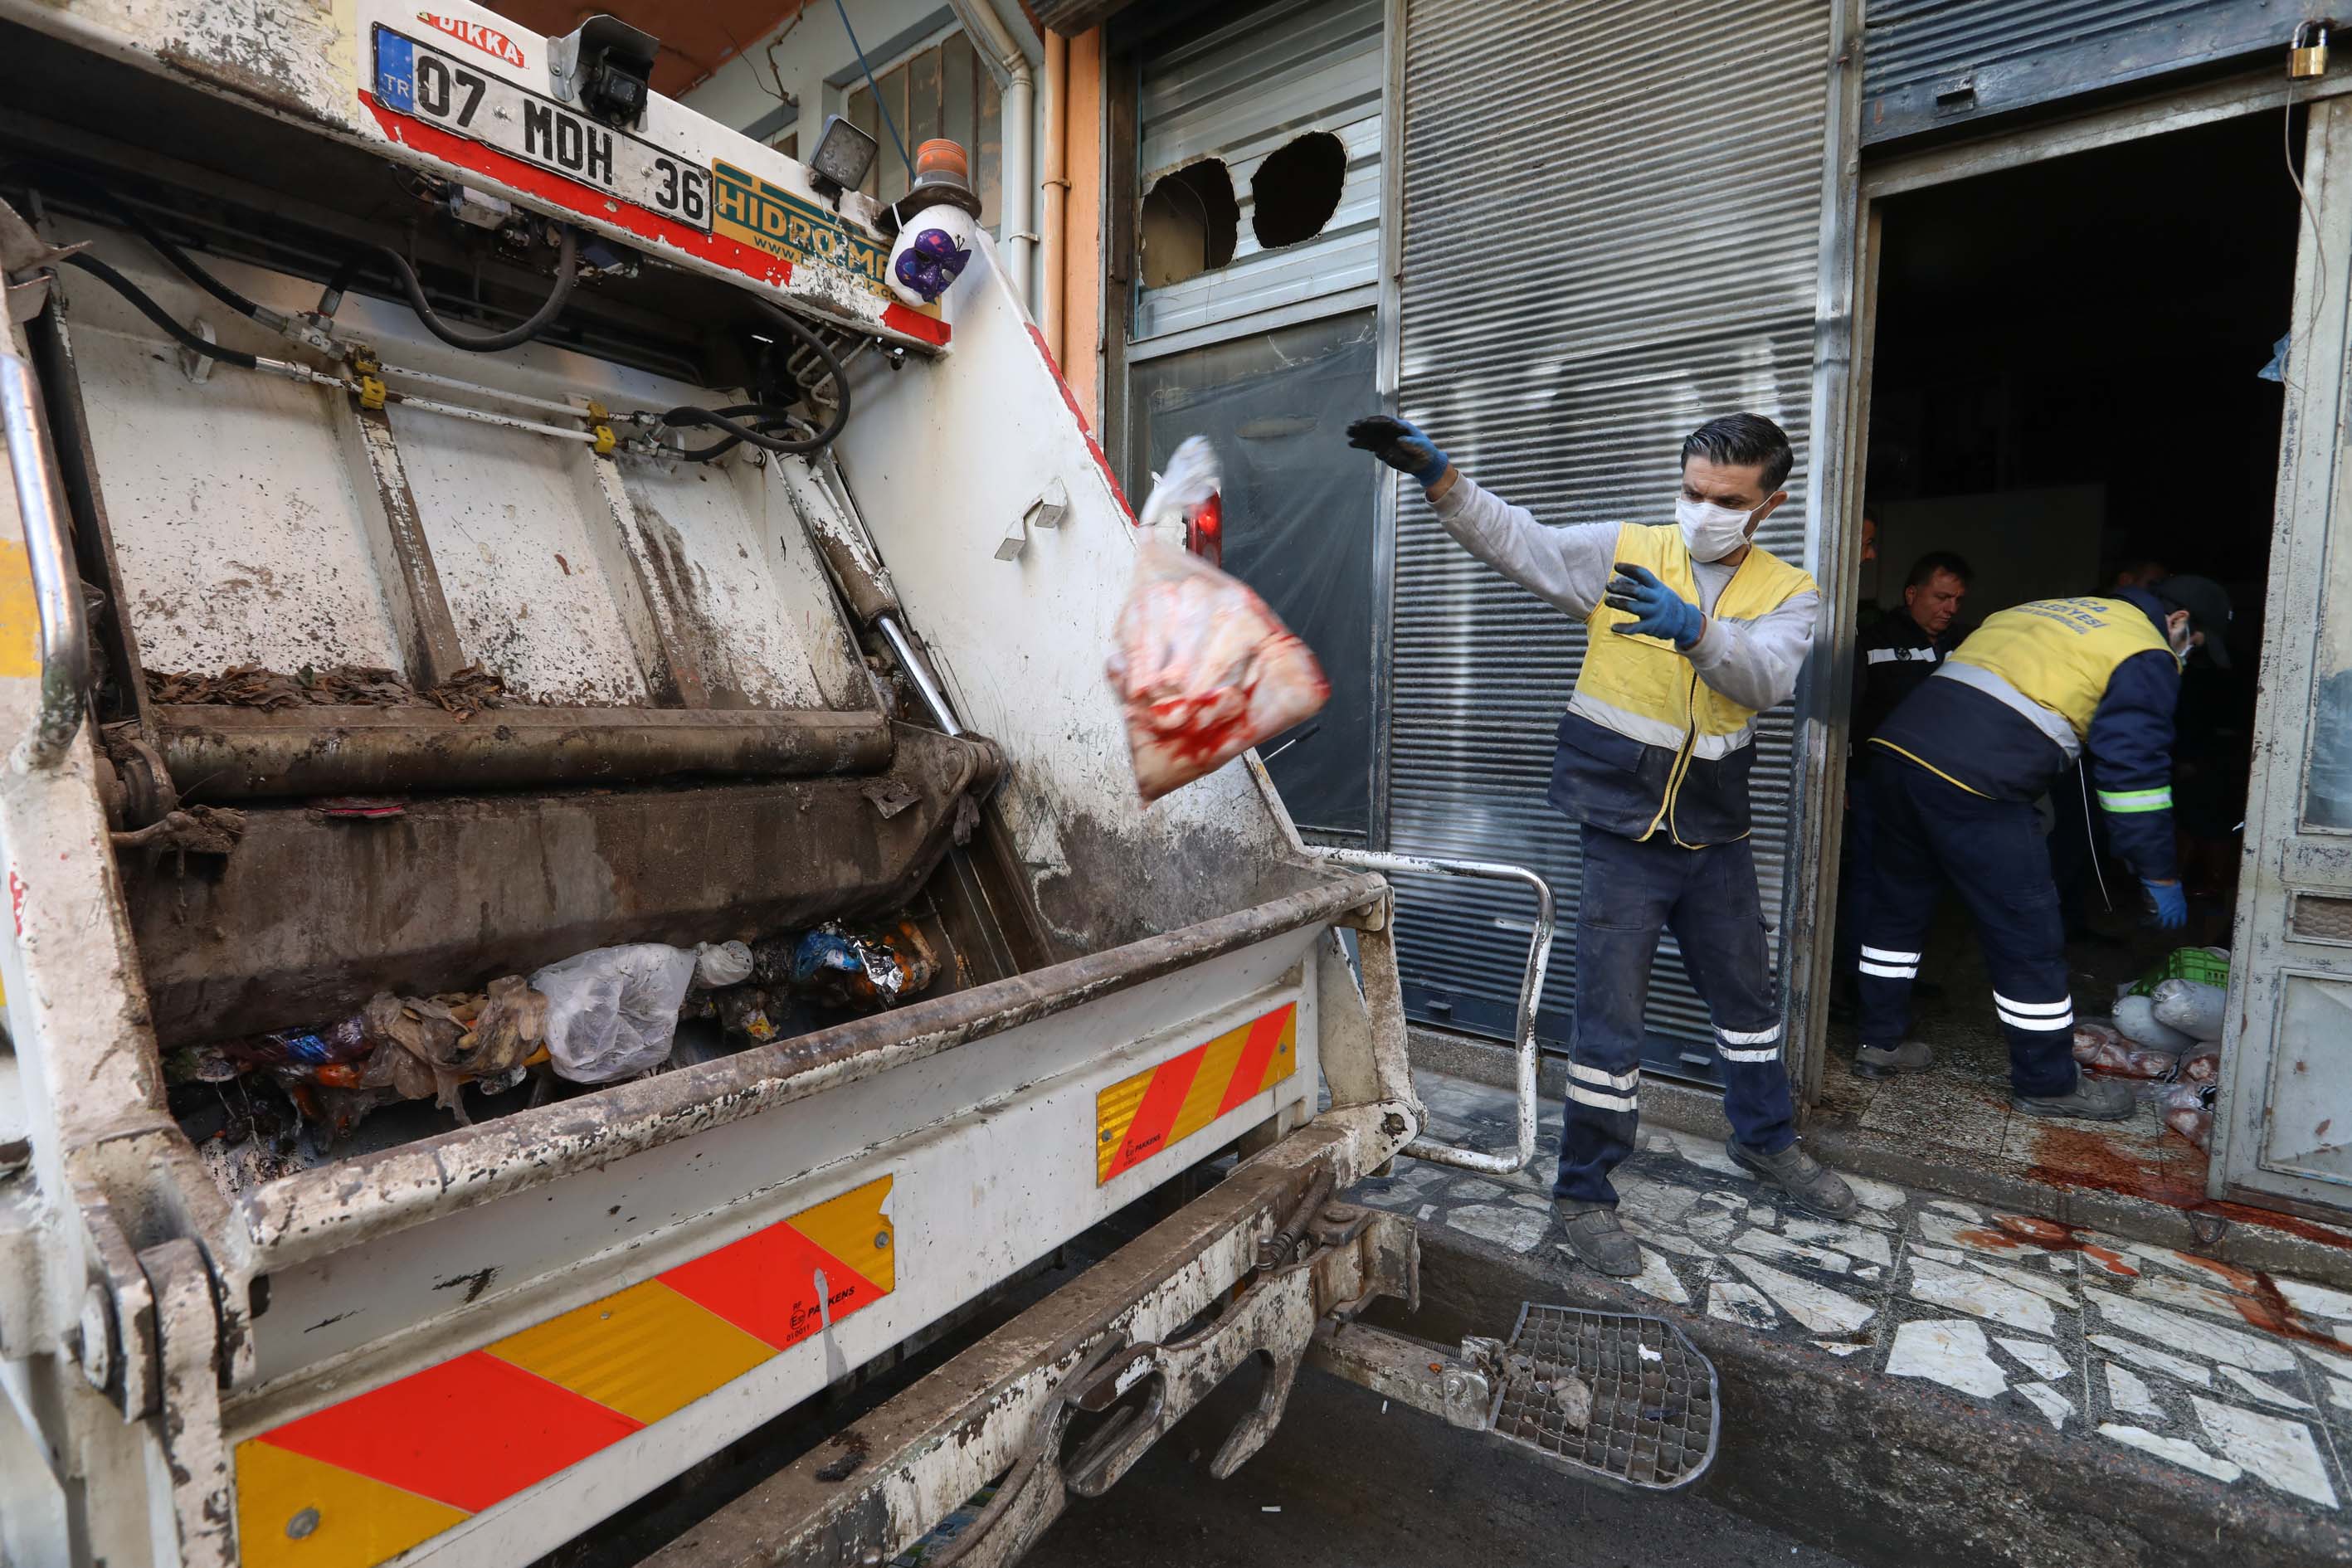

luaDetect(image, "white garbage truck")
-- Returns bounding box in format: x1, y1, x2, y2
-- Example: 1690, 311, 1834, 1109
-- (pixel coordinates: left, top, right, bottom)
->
0, 7, 1714, 1565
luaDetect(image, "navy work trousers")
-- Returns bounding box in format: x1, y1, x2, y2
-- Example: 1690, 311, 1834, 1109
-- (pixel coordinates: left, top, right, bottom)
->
1855, 760, 2079, 1098
1555, 823, 1797, 1207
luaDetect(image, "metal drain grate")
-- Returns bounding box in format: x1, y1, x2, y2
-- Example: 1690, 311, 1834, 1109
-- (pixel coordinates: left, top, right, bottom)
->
1487, 1303, 1720, 1492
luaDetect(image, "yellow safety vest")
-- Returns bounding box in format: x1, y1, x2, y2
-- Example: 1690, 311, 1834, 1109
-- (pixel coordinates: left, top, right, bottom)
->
1945, 597, 2169, 740
1571, 523, 1815, 841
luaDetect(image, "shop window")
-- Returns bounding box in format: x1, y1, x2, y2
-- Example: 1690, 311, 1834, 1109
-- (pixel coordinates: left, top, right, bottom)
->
1250, 132, 1346, 249
1140, 160, 1239, 288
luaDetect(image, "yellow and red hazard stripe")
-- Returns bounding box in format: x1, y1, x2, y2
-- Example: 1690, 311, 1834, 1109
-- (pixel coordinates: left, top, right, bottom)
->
1095, 1003, 1298, 1185
236, 1176, 897, 1568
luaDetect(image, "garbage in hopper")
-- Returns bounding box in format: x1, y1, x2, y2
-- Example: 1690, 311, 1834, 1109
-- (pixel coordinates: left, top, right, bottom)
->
170, 918, 945, 1197
532, 943, 700, 1084
790, 920, 938, 1010
694, 939, 755, 989
1105, 437, 1330, 802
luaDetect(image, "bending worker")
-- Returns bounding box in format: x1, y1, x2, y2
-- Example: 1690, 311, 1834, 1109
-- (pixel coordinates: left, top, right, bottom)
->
1347, 411, 1855, 1277
1853, 577, 2233, 1113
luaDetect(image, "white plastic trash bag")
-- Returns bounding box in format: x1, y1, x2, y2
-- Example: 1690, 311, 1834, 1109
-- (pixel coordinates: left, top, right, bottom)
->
694, 940, 754, 989
2111, 992, 2195, 1054
2150, 976, 2226, 1043
533, 943, 699, 1083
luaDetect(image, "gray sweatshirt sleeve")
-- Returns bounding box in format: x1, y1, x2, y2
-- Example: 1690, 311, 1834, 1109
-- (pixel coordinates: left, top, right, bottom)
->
1428, 475, 1618, 619
1685, 587, 1820, 712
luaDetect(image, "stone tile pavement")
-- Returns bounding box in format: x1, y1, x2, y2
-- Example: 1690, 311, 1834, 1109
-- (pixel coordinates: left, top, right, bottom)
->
1356, 1069, 2352, 1518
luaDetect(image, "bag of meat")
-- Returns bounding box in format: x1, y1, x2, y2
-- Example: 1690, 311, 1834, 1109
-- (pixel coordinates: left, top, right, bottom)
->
2157, 1081, 2215, 1152
1106, 437, 1330, 802
2071, 1019, 2176, 1079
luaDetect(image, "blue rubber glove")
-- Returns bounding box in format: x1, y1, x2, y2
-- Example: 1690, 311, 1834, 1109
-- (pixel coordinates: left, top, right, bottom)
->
1346, 415, 1449, 487
2141, 878, 2188, 931
1605, 562, 1706, 650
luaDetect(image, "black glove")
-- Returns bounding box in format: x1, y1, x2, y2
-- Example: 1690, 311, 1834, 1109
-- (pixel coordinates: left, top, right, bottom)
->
1346, 415, 1450, 485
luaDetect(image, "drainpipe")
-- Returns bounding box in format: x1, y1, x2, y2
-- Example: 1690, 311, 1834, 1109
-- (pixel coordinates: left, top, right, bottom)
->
1040, 27, 1069, 363
947, 0, 1036, 311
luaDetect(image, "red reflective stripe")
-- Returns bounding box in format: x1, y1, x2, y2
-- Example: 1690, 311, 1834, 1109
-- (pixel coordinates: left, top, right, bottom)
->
1216, 1005, 1292, 1118
883, 302, 952, 346
1110, 1046, 1205, 1174
660, 1224, 884, 1351
358, 93, 796, 294
1026, 324, 1132, 520
257, 1350, 640, 1512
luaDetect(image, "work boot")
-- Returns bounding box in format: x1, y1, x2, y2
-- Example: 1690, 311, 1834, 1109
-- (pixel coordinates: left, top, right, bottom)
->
1556, 1203, 1641, 1278
1853, 1040, 1934, 1080
1728, 1139, 1858, 1220
2014, 1072, 2135, 1122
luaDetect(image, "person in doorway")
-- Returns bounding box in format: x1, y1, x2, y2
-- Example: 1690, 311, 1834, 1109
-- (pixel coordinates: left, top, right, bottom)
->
1346, 410, 1857, 1276
1852, 577, 2233, 1112
2054, 558, 2169, 943
1835, 551, 1972, 1011
1855, 504, 1886, 634
1853, 551, 1971, 743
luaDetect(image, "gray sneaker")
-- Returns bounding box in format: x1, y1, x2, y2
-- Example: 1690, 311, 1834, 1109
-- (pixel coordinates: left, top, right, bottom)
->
1727, 1139, 1858, 1219
1854, 1040, 1933, 1079
1556, 1203, 1641, 1277
2014, 1072, 2135, 1122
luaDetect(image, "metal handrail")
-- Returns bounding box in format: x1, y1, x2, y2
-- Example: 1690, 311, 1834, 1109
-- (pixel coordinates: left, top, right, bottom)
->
0, 349, 88, 767
1315, 847, 1552, 1176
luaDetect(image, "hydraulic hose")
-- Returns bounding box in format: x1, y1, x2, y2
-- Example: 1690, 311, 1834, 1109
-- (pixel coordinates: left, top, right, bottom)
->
61, 252, 259, 369
8, 161, 266, 322
659, 301, 851, 460
322, 225, 578, 353
669, 404, 810, 463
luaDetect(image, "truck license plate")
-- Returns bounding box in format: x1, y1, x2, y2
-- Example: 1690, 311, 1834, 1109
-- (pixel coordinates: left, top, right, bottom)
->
372, 27, 710, 232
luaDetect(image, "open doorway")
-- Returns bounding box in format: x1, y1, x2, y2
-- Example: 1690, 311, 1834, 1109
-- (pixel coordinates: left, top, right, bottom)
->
1817, 109, 2301, 1205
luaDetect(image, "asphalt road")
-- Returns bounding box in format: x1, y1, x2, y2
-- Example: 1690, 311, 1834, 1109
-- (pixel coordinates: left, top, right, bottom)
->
1027, 1365, 1863, 1568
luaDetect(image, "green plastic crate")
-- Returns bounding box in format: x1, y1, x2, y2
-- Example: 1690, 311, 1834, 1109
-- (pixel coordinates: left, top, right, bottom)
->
2126, 946, 2230, 997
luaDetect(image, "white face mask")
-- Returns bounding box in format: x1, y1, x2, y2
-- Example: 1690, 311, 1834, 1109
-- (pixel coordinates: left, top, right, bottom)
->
1676, 496, 1755, 562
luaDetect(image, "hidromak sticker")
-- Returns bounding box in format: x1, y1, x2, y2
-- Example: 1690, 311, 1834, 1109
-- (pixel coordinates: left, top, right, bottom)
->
712, 159, 889, 296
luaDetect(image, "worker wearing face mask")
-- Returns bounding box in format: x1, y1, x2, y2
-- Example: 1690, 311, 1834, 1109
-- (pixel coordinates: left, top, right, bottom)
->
1346, 411, 1854, 1277
1852, 577, 2233, 1113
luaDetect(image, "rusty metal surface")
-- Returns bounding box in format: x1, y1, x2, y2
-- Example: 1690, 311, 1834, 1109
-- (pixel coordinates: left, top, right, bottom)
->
139, 1237, 234, 1568
26, 303, 153, 739
227, 869, 1385, 1271
638, 1132, 1415, 1568
126, 723, 994, 1042
1308, 1321, 1493, 1429
154, 701, 895, 799
338, 399, 470, 690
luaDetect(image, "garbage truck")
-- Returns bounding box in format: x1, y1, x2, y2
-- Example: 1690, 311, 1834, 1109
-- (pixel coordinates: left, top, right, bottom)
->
0, 6, 1717, 1564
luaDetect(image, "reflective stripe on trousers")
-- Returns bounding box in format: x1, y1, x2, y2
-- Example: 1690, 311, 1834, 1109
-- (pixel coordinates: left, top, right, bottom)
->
1854, 760, 2077, 1098
1558, 823, 1795, 1207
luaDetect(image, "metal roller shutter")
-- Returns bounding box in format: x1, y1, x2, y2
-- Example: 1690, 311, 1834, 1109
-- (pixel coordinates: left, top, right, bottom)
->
1862, 1, 2293, 145
1386, 0, 1831, 1082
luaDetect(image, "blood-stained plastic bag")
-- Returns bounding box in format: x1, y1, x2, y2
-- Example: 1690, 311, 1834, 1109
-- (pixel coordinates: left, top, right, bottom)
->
1106, 437, 1329, 802
2072, 1020, 2177, 1079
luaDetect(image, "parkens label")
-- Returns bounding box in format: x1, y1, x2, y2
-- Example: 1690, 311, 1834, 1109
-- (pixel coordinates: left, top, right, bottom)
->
712, 160, 887, 295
